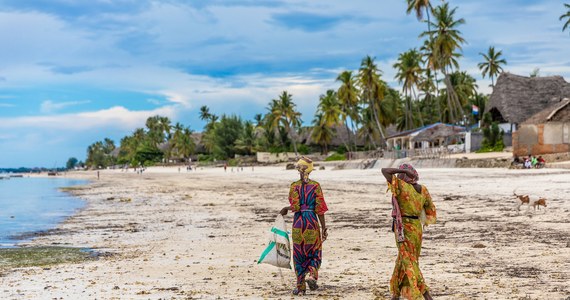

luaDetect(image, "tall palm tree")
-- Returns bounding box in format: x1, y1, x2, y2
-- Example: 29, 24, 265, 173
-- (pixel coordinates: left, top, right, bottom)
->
421, 2, 466, 124
268, 91, 302, 156
337, 70, 359, 151
318, 90, 342, 127
311, 113, 334, 155
393, 49, 424, 130
236, 121, 257, 155
358, 55, 387, 145
478, 46, 507, 87
199, 105, 211, 122
561, 3, 570, 34
357, 107, 380, 150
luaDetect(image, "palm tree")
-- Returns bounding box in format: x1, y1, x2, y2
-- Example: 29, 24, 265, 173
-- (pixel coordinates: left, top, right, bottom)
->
199, 105, 211, 121
235, 121, 257, 155
421, 2, 466, 124
358, 55, 387, 145
268, 91, 302, 156
561, 3, 570, 34
336, 70, 359, 152
311, 113, 334, 154
357, 107, 380, 150
478, 46, 507, 87
394, 49, 424, 130
318, 90, 342, 127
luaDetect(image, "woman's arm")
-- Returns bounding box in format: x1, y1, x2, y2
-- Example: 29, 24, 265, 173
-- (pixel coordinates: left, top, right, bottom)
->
381, 167, 416, 183
318, 214, 327, 241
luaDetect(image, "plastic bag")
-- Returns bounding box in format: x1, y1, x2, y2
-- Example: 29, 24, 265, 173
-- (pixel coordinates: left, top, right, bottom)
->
258, 214, 291, 269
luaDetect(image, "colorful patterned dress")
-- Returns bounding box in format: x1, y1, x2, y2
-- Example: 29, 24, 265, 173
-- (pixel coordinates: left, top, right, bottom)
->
388, 175, 437, 300
288, 179, 328, 292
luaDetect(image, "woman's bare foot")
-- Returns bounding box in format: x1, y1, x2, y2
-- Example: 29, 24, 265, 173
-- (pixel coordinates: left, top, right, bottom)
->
391, 296, 399, 300
423, 291, 433, 300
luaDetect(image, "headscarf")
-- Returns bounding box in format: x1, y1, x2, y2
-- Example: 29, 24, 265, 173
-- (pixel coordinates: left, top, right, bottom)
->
398, 163, 418, 184
296, 156, 313, 183
391, 163, 419, 243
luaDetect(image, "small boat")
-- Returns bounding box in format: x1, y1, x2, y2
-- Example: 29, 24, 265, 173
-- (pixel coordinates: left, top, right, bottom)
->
0, 174, 10, 180
9, 174, 23, 178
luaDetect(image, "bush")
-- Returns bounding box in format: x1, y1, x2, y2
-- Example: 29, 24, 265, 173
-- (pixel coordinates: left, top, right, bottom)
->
325, 153, 346, 161
335, 145, 347, 154
297, 144, 310, 155
198, 154, 215, 162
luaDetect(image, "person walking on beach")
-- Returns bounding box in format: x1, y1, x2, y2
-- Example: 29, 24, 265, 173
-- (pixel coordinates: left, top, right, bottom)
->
382, 164, 436, 300
280, 157, 328, 295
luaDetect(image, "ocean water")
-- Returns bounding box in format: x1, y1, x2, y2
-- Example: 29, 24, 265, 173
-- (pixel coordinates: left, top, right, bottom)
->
0, 177, 86, 247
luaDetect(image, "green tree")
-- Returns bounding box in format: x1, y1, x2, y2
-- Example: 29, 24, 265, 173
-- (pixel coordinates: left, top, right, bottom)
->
170, 122, 195, 162
311, 113, 334, 154
66, 157, 78, 170
394, 49, 424, 130
561, 3, 570, 34
478, 46, 507, 87
421, 2, 466, 124
358, 55, 388, 144
357, 107, 380, 149
268, 91, 302, 156
212, 115, 244, 159
235, 121, 257, 155
337, 70, 359, 151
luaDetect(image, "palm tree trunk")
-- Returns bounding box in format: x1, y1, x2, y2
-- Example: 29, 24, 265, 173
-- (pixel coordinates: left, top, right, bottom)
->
287, 124, 299, 157
412, 88, 424, 126
425, 7, 442, 123
369, 98, 387, 148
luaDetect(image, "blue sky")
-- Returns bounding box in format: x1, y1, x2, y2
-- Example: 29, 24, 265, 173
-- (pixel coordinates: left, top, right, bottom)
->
0, 0, 568, 167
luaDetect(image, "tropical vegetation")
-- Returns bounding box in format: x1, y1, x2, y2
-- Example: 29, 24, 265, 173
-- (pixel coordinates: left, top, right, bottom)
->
84, 1, 514, 167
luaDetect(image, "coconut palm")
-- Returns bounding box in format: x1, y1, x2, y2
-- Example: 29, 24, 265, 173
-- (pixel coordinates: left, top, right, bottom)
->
561, 3, 570, 33
421, 2, 466, 124
478, 46, 507, 87
357, 107, 380, 150
235, 121, 257, 155
394, 49, 424, 130
337, 70, 360, 151
311, 113, 334, 154
199, 105, 211, 121
358, 55, 387, 144
268, 91, 302, 156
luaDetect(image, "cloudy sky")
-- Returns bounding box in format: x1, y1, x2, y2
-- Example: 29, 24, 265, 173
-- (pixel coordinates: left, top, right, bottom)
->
0, 0, 568, 167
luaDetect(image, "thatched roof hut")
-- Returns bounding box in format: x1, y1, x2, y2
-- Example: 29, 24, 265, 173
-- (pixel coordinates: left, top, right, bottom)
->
297, 125, 366, 147
487, 73, 570, 124
522, 99, 570, 125
412, 123, 465, 142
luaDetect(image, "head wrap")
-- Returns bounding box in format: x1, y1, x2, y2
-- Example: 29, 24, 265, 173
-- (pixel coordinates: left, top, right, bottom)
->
398, 163, 418, 184
296, 156, 313, 183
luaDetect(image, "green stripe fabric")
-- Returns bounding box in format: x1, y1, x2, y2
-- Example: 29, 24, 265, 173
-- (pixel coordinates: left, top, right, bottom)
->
270, 227, 289, 240
258, 241, 276, 264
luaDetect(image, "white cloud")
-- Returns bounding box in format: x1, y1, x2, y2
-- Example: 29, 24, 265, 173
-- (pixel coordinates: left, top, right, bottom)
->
40, 100, 91, 114
0, 105, 178, 131
0, 102, 15, 107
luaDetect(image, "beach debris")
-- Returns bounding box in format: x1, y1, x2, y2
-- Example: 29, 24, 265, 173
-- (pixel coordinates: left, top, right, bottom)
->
286, 163, 295, 170
106, 197, 115, 201
119, 197, 131, 202
473, 243, 486, 248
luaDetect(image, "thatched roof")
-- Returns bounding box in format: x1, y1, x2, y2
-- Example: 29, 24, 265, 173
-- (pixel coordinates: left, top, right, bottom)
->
386, 123, 465, 141
487, 73, 570, 124
522, 98, 570, 125
412, 123, 465, 142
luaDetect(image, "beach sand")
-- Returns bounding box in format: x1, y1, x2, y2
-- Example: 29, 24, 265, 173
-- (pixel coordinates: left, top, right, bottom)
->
1, 166, 569, 299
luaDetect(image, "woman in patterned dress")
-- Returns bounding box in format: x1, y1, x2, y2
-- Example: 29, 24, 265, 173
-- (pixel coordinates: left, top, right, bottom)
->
382, 164, 436, 300
280, 157, 328, 295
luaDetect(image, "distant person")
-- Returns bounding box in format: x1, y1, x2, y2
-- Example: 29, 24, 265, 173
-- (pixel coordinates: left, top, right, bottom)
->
531, 156, 538, 168
382, 164, 436, 300
224, 163, 227, 172
280, 157, 328, 295
537, 156, 546, 168
524, 157, 532, 169
97, 171, 100, 180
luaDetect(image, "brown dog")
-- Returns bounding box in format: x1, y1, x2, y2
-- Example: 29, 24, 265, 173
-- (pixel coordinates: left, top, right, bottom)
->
513, 191, 530, 210
532, 198, 547, 210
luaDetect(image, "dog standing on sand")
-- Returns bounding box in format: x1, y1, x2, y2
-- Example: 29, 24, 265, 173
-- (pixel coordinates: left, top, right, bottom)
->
532, 198, 547, 210
513, 190, 530, 210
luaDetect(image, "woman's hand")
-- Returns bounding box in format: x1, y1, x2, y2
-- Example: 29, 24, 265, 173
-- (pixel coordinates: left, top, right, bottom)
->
405, 169, 417, 181
279, 207, 289, 216
322, 228, 328, 241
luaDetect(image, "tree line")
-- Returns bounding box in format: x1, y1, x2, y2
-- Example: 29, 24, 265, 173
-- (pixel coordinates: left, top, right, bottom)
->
82, 1, 570, 169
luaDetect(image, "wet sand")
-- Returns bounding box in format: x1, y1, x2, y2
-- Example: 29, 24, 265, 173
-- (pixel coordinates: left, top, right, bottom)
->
1, 166, 569, 299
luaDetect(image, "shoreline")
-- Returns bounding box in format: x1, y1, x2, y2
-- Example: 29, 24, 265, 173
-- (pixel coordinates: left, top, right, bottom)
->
1, 166, 569, 299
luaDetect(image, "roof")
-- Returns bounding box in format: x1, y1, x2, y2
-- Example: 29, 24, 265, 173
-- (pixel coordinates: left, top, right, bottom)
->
412, 123, 466, 142
487, 72, 570, 124
522, 98, 570, 125
387, 123, 465, 140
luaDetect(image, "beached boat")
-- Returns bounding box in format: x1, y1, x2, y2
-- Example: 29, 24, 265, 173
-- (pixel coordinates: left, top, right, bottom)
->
0, 174, 10, 180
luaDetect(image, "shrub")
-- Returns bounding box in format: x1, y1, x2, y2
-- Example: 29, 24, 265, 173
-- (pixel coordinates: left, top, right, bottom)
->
325, 153, 346, 161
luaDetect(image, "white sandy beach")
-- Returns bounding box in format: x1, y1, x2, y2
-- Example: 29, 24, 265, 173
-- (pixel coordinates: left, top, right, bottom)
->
1, 165, 569, 299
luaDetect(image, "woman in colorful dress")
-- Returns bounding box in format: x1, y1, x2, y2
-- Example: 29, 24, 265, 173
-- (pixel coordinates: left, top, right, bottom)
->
280, 157, 328, 295
381, 164, 436, 300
